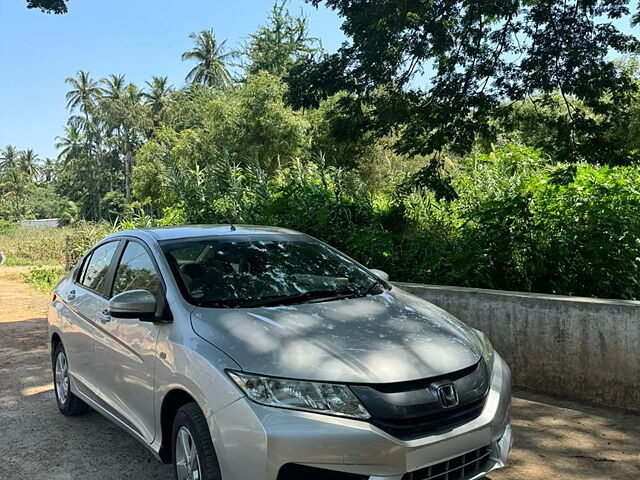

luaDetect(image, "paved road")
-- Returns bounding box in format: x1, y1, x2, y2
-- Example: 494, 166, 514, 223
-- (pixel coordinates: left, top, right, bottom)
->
1, 267, 638, 480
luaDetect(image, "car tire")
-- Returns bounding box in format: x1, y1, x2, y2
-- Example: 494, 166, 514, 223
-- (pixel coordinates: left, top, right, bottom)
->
53, 342, 89, 416
172, 402, 222, 480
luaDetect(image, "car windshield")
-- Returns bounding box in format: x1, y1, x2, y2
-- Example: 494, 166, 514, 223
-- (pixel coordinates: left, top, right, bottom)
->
161, 234, 385, 308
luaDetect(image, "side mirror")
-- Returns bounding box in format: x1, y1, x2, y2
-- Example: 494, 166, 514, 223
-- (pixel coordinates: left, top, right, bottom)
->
109, 289, 157, 321
369, 268, 390, 282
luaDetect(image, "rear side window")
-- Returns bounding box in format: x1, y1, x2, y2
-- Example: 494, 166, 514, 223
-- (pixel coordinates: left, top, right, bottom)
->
112, 242, 161, 299
80, 241, 119, 293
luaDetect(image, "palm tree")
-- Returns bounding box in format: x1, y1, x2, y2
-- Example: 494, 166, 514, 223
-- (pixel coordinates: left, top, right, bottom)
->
143, 76, 173, 117
182, 30, 234, 88
0, 145, 27, 219
65, 70, 102, 119
55, 124, 85, 162
39, 158, 58, 183
120, 83, 146, 201
124, 82, 144, 103
101, 74, 127, 100
19, 149, 40, 180
0, 145, 20, 172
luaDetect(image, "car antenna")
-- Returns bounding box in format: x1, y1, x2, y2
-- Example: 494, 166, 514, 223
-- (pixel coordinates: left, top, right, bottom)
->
230, 224, 236, 232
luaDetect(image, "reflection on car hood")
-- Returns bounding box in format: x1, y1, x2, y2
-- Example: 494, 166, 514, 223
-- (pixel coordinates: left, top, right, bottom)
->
191, 287, 482, 384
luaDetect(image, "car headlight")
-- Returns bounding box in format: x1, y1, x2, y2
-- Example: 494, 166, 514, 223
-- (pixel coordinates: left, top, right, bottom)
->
473, 329, 495, 374
227, 371, 370, 420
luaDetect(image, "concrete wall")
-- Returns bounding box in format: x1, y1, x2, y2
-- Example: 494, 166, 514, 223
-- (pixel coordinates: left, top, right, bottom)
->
396, 283, 640, 412
19, 218, 59, 228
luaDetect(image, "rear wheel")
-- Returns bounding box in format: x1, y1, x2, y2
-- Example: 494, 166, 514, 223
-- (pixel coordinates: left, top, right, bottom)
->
172, 402, 222, 480
53, 342, 89, 416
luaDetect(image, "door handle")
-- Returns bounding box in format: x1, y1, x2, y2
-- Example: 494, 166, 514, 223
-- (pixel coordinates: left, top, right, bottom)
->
97, 310, 111, 324
67, 290, 76, 301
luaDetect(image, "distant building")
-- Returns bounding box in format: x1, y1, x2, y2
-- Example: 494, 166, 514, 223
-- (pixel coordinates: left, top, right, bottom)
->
20, 218, 60, 228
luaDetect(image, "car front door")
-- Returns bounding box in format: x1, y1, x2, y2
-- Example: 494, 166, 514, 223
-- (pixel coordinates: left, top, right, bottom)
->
94, 239, 164, 443
63, 240, 120, 396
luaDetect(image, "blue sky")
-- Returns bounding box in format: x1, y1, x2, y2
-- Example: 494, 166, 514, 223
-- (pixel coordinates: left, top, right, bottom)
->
0, 0, 346, 159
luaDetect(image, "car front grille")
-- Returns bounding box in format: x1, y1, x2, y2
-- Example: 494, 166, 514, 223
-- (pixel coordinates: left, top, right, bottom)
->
369, 396, 487, 440
402, 446, 492, 480
351, 361, 490, 440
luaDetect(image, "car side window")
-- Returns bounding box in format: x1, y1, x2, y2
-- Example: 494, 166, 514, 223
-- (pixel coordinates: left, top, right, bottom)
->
80, 241, 119, 294
77, 254, 91, 284
112, 242, 161, 299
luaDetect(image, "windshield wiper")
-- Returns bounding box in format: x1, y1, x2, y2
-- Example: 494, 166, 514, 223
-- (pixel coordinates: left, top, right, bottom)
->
198, 299, 244, 308
364, 279, 386, 296
239, 288, 361, 308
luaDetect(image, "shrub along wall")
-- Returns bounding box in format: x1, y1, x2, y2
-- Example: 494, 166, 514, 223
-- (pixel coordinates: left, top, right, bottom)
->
158, 147, 640, 300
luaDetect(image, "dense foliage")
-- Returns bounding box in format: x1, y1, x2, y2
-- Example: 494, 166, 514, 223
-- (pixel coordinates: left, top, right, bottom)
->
5, 1, 640, 299
304, 0, 640, 163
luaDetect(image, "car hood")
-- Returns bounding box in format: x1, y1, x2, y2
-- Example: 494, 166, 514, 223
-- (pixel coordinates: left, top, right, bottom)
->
191, 288, 482, 384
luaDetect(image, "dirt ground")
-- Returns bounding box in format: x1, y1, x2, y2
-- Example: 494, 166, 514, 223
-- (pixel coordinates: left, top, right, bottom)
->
0, 266, 638, 480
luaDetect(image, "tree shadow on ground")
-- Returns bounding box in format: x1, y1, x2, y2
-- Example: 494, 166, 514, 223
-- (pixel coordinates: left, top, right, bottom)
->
0, 317, 171, 480
489, 388, 640, 480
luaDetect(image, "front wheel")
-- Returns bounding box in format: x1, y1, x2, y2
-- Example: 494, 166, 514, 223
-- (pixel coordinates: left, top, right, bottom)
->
53, 342, 89, 416
172, 402, 222, 480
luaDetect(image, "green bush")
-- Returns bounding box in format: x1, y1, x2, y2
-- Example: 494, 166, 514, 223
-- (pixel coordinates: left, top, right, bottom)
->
157, 145, 640, 299
25, 266, 67, 293
0, 220, 16, 235
393, 152, 640, 299
525, 164, 640, 298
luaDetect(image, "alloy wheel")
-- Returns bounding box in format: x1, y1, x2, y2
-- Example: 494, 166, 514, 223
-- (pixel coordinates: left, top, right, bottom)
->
55, 351, 70, 404
176, 426, 201, 480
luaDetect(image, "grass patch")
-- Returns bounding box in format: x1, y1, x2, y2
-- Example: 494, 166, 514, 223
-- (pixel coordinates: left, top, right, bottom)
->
5, 256, 60, 267
0, 225, 70, 266
25, 266, 67, 293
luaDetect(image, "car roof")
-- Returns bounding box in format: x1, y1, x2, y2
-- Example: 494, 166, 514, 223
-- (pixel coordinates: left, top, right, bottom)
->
104, 224, 306, 243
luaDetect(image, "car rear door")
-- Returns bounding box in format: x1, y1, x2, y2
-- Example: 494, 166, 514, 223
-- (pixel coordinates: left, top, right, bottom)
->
63, 240, 121, 396
94, 239, 165, 443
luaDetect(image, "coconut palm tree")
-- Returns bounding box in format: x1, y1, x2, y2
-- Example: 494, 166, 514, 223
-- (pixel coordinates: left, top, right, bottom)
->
124, 82, 144, 104
101, 74, 127, 100
0, 146, 27, 219
143, 76, 173, 117
55, 124, 85, 162
39, 158, 58, 183
19, 149, 40, 180
65, 70, 102, 119
0, 145, 20, 172
182, 30, 234, 88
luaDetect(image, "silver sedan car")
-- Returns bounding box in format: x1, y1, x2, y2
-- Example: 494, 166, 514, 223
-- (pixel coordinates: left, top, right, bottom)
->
48, 225, 512, 480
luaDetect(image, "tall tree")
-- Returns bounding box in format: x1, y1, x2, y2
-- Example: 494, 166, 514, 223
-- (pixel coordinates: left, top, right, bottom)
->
182, 30, 235, 88
19, 149, 40, 181
65, 70, 102, 123
64, 71, 104, 219
101, 74, 127, 100
0, 146, 20, 172
306, 0, 640, 163
143, 76, 173, 126
0, 146, 28, 219
100, 83, 150, 201
39, 158, 58, 183
244, 1, 320, 78
55, 124, 85, 162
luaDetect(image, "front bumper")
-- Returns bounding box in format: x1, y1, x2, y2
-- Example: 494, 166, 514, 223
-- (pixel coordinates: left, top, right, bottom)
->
210, 353, 512, 480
